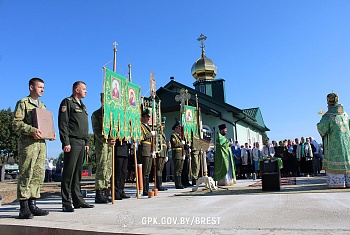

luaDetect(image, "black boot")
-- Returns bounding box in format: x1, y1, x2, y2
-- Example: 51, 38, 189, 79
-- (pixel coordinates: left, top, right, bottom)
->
19, 200, 34, 219
121, 191, 130, 199
95, 190, 108, 203
192, 179, 197, 186
175, 176, 184, 189
114, 190, 123, 200
28, 198, 49, 216
157, 176, 167, 191
143, 176, 149, 196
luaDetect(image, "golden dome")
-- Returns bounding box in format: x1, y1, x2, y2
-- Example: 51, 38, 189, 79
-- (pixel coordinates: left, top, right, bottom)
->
191, 34, 217, 80
191, 54, 217, 80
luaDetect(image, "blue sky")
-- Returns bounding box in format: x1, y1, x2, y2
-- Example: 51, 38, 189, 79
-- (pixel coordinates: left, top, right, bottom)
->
1, 1, 350, 158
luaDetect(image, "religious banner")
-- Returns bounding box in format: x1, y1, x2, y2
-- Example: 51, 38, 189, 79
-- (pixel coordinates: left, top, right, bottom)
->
125, 82, 142, 141
142, 97, 162, 152
103, 67, 142, 141
183, 105, 199, 142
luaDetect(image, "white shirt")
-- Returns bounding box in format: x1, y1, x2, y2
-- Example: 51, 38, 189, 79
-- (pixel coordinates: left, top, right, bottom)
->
262, 145, 275, 158
252, 148, 262, 161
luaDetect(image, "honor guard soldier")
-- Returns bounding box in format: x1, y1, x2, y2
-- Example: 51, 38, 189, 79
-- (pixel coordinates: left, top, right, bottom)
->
58, 81, 94, 212
92, 93, 114, 203
13, 77, 55, 219
156, 117, 168, 191
170, 121, 186, 189
139, 109, 156, 196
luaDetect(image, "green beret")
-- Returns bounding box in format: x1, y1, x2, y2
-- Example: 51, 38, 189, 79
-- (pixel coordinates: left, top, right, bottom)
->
161, 117, 166, 123
172, 121, 180, 130
142, 109, 151, 116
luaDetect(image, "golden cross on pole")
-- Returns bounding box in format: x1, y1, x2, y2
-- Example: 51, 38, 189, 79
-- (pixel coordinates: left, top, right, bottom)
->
150, 71, 156, 98
318, 108, 325, 115
175, 88, 191, 113
113, 41, 118, 72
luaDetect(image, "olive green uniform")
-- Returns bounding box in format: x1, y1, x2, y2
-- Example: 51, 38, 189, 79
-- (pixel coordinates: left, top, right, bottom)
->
13, 96, 46, 200
170, 132, 184, 188
91, 107, 112, 190
156, 132, 168, 190
58, 96, 89, 207
191, 146, 200, 184
156, 133, 167, 176
139, 122, 153, 194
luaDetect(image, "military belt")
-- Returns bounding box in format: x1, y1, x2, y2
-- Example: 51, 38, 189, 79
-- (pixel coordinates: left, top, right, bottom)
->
142, 141, 151, 145
173, 148, 182, 150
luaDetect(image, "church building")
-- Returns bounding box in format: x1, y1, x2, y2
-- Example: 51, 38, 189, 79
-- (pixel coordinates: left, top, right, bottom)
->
156, 34, 269, 146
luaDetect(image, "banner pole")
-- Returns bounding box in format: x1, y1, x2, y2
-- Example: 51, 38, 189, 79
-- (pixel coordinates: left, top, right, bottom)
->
133, 143, 140, 199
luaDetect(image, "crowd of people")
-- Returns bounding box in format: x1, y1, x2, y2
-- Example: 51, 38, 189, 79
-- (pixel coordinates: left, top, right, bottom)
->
228, 137, 323, 180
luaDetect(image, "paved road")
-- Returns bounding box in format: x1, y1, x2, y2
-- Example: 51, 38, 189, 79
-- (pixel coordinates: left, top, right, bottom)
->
1, 176, 350, 235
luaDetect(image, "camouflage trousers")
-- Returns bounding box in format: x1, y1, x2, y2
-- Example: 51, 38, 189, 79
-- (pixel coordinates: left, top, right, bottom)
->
95, 142, 112, 190
17, 136, 46, 200
191, 153, 200, 180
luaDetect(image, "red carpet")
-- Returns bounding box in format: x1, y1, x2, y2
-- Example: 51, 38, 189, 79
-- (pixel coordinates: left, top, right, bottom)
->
249, 177, 296, 187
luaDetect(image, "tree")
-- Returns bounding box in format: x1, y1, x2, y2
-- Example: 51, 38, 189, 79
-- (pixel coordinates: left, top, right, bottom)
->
0, 108, 20, 164
262, 132, 269, 143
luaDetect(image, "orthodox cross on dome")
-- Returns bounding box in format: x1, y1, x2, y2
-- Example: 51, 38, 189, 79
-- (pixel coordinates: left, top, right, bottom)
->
197, 33, 207, 56
175, 88, 191, 113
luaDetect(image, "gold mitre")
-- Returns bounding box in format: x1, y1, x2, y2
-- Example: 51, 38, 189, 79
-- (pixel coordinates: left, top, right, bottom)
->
327, 91, 338, 105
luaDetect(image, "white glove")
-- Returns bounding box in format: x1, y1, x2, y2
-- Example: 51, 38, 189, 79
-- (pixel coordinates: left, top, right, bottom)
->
165, 157, 168, 162
151, 131, 156, 136
182, 155, 186, 160
151, 152, 156, 158
188, 148, 191, 153
188, 143, 191, 147
182, 141, 185, 144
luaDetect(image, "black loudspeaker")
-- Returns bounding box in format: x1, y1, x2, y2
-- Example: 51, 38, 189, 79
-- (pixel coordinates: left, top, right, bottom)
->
262, 173, 281, 191
260, 160, 281, 191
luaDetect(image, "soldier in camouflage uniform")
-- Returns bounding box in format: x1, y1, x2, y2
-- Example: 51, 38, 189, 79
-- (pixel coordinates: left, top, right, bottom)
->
13, 77, 55, 219
170, 121, 185, 189
139, 109, 156, 196
156, 117, 168, 191
58, 81, 94, 212
91, 93, 114, 203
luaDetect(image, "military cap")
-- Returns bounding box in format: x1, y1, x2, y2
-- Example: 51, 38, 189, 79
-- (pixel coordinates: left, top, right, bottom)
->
172, 121, 181, 130
142, 109, 151, 117
161, 117, 166, 124
218, 124, 226, 130
327, 92, 338, 105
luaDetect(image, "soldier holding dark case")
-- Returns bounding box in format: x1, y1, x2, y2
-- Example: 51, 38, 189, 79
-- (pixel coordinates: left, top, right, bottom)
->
13, 77, 56, 219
